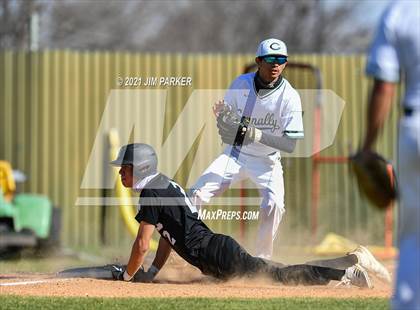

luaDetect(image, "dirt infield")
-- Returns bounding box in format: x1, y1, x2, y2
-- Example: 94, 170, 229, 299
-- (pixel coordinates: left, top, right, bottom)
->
0, 263, 393, 299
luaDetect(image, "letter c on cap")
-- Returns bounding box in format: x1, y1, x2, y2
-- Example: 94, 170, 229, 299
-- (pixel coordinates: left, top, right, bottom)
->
270, 42, 280, 50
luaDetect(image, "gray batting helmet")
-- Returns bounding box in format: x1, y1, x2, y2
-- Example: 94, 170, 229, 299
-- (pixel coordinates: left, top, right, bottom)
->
110, 143, 158, 180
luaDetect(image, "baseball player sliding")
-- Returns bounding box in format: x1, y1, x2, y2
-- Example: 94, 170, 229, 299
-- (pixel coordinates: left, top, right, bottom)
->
192, 38, 304, 259
102, 143, 390, 288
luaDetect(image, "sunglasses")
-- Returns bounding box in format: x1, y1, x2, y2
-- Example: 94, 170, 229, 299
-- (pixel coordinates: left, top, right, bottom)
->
262, 56, 288, 65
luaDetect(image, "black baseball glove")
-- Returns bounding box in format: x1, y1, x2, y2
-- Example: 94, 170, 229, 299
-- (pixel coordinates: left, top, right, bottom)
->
110, 264, 155, 283
110, 264, 126, 281
350, 150, 398, 209
216, 104, 256, 146
132, 267, 156, 283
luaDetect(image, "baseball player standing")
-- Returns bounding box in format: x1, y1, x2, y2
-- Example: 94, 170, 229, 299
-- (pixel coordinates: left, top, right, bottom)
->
360, 1, 420, 309
109, 143, 390, 288
192, 38, 304, 259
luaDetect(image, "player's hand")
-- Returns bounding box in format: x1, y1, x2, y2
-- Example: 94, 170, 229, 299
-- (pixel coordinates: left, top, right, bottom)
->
243, 124, 257, 145
213, 99, 227, 117
110, 264, 126, 281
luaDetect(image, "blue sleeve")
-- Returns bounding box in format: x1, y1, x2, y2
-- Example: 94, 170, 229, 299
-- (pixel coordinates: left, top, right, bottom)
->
366, 4, 400, 82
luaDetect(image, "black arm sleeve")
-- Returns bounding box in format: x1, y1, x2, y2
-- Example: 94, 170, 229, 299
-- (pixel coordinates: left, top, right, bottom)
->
259, 131, 297, 153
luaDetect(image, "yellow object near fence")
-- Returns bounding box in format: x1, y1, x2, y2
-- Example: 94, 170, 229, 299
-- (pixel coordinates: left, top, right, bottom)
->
313, 233, 397, 259
0, 161, 16, 202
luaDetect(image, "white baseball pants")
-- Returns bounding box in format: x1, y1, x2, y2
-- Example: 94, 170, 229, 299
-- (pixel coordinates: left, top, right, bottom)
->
393, 111, 420, 310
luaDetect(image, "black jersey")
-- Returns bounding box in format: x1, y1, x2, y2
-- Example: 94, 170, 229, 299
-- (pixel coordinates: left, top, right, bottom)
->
135, 174, 213, 269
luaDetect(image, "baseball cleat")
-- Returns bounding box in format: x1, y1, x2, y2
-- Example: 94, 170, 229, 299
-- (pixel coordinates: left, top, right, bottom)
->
336, 264, 373, 289
349, 245, 391, 283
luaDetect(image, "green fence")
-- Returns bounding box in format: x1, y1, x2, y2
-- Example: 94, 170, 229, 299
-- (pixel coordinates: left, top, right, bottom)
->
0, 51, 401, 251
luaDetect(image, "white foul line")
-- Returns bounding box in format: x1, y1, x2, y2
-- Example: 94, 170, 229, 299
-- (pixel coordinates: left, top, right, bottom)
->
0, 279, 70, 286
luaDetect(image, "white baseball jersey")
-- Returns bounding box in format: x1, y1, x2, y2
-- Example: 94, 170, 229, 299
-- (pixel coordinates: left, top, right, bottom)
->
366, 2, 420, 309
224, 72, 304, 157
366, 0, 420, 109
193, 68, 304, 259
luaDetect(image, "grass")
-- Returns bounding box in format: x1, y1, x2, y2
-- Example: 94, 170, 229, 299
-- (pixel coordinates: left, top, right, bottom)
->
0, 296, 389, 310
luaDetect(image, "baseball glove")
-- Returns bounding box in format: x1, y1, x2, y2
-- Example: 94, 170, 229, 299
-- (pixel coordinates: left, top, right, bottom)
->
110, 264, 126, 280
216, 103, 255, 146
350, 150, 398, 209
